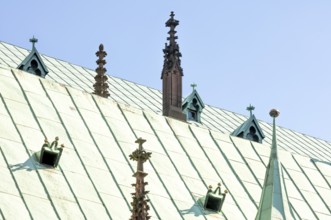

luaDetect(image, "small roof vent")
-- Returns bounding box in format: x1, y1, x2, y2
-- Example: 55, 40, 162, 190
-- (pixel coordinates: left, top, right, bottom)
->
232, 104, 265, 143
182, 83, 205, 123
204, 183, 228, 212
35, 137, 64, 167
17, 36, 49, 78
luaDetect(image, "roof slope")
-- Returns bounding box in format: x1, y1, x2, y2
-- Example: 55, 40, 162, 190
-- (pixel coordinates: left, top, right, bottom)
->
0, 41, 330, 163
0, 65, 331, 219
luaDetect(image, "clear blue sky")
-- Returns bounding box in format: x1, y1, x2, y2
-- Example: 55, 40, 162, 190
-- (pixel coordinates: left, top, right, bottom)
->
2, 1, 331, 142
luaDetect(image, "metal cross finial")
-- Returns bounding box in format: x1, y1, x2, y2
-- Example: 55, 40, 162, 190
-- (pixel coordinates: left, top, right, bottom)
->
170, 11, 175, 19
191, 83, 197, 91
135, 137, 146, 151
29, 36, 38, 49
246, 104, 255, 117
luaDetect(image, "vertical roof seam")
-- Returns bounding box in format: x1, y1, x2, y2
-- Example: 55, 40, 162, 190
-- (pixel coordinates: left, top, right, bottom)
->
0, 147, 33, 219
66, 88, 137, 218
107, 77, 144, 110
204, 107, 238, 130
0, 49, 18, 66
117, 104, 184, 220
229, 137, 262, 188
0, 94, 61, 219
281, 164, 319, 219
208, 130, 249, 219
55, 60, 93, 91
292, 155, 331, 214
69, 64, 95, 86
39, 80, 113, 219
94, 100, 161, 220
209, 131, 258, 209
42, 56, 83, 89
201, 108, 234, 133
249, 142, 267, 168
11, 72, 88, 218
311, 160, 331, 190
69, 89, 137, 208
188, 126, 244, 219
0, 42, 22, 64
143, 113, 208, 220
277, 127, 321, 159
122, 79, 162, 112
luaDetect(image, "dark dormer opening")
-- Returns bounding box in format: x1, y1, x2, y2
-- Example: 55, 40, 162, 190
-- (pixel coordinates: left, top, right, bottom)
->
35, 137, 64, 168
17, 37, 49, 78
231, 105, 265, 143
40, 150, 59, 166
204, 183, 227, 212
246, 126, 259, 142
182, 84, 205, 123
188, 110, 197, 121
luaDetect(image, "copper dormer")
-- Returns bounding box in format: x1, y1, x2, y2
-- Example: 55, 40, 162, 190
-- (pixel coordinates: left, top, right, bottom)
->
18, 36, 49, 78
93, 44, 110, 98
161, 11, 186, 121
232, 105, 265, 143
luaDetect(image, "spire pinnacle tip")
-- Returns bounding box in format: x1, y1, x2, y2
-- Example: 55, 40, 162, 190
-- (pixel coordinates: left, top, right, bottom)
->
269, 109, 280, 118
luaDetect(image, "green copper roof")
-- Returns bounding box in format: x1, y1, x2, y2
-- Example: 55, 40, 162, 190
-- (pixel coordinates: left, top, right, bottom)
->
0, 41, 331, 219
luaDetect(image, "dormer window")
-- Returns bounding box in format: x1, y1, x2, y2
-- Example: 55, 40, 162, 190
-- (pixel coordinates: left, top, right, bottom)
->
246, 126, 259, 142
17, 37, 49, 78
231, 105, 265, 143
182, 84, 205, 123
188, 109, 197, 121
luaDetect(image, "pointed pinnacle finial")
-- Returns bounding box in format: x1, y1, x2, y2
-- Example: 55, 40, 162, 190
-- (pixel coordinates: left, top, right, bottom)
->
269, 109, 280, 159
29, 36, 38, 49
269, 109, 280, 118
191, 83, 197, 91
166, 11, 179, 28
246, 104, 255, 117
135, 137, 146, 150
170, 11, 175, 18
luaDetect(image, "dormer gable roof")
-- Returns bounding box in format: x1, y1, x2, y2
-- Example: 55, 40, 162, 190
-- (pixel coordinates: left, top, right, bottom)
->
182, 85, 205, 122
17, 37, 49, 78
232, 113, 265, 143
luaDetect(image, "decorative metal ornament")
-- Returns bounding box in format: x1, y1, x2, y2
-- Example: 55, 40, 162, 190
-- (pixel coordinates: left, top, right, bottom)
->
204, 183, 228, 212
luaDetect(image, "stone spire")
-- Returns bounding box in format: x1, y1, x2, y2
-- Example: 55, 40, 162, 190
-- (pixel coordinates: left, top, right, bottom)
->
161, 11, 186, 121
161, 11, 183, 78
129, 138, 152, 220
255, 109, 291, 220
93, 44, 110, 98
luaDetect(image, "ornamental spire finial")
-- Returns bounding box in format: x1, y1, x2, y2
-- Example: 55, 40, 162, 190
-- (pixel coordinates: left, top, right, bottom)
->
246, 104, 255, 117
191, 83, 197, 91
270, 109, 280, 159
129, 138, 151, 220
29, 36, 38, 49
93, 44, 110, 98
161, 11, 183, 78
